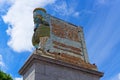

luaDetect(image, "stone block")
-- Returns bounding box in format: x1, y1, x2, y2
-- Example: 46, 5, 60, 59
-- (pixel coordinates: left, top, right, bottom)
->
19, 54, 103, 80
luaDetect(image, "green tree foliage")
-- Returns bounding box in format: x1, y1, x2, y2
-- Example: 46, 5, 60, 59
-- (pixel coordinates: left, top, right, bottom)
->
0, 70, 13, 80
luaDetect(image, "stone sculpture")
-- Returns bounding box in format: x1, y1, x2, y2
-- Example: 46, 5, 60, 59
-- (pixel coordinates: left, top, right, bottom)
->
32, 8, 50, 49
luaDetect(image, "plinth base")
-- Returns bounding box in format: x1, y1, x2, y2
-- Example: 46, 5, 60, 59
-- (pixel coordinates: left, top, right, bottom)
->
19, 52, 103, 80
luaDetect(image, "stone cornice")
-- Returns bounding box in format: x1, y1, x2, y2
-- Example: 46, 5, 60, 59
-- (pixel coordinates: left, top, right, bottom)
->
19, 52, 103, 77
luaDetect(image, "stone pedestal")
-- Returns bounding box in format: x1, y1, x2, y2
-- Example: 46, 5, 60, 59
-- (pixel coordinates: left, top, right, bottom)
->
19, 51, 103, 80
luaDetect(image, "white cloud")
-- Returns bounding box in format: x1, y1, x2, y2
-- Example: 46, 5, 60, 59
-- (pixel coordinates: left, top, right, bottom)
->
0, 54, 5, 68
2, 0, 56, 52
51, 0, 79, 17
109, 73, 120, 80
0, 0, 14, 7
0, 0, 13, 13
73, 12, 80, 17
14, 77, 23, 80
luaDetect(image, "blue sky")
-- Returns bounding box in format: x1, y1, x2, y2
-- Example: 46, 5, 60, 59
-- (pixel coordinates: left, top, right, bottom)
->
0, 0, 120, 80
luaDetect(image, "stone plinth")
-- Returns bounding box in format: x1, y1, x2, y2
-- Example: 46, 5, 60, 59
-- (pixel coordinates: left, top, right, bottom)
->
19, 51, 103, 80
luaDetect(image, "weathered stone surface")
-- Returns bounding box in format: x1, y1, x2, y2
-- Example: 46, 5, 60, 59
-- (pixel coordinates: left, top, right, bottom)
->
32, 8, 89, 64
43, 16, 89, 63
19, 53, 103, 80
